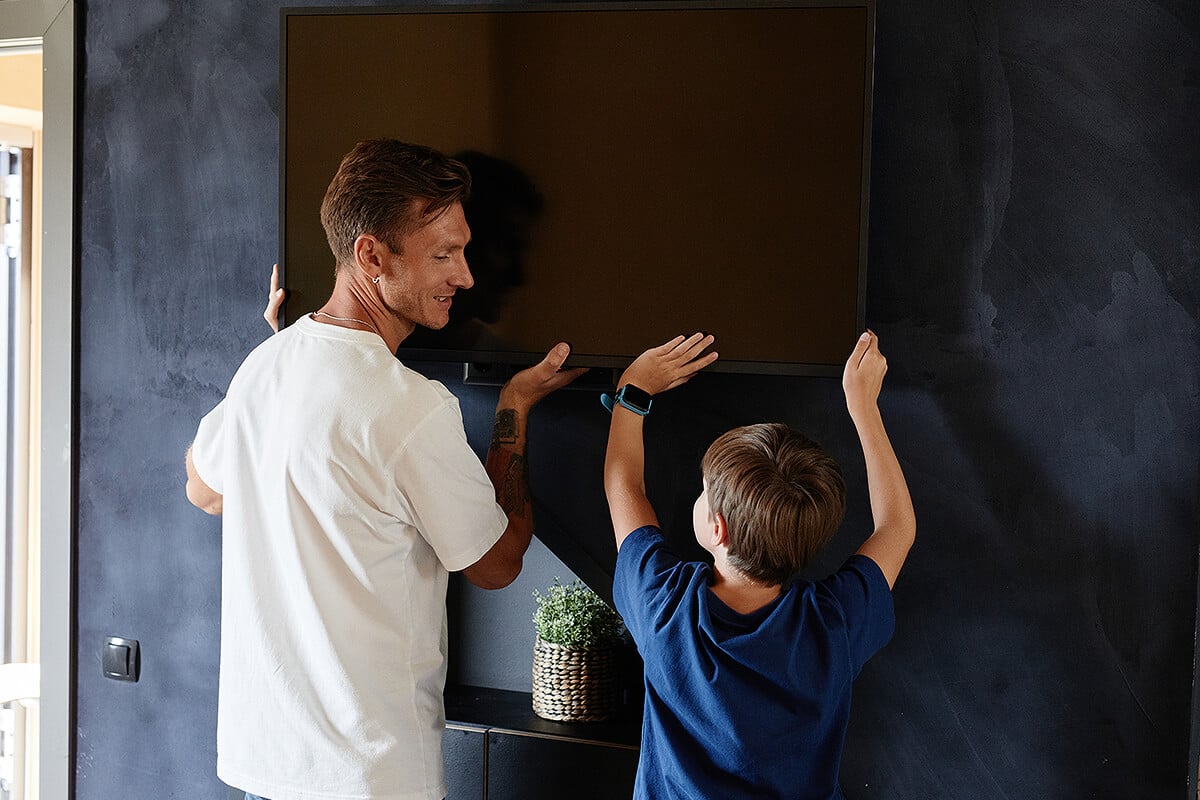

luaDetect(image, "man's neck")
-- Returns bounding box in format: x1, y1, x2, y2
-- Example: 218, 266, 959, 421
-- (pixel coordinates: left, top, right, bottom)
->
317, 275, 412, 352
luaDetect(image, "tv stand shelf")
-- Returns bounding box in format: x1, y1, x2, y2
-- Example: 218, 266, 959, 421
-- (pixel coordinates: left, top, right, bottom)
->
443, 684, 641, 800
445, 683, 640, 745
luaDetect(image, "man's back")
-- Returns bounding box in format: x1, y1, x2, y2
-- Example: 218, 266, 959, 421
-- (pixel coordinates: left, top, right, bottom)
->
190, 316, 507, 800
613, 525, 894, 800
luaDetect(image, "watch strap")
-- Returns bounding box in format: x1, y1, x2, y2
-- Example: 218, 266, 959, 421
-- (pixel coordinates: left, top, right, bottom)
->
601, 384, 653, 416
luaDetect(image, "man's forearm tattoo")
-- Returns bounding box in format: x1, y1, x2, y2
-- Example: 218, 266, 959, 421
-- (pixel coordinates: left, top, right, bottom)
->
492, 409, 519, 447
490, 409, 530, 517
498, 450, 531, 518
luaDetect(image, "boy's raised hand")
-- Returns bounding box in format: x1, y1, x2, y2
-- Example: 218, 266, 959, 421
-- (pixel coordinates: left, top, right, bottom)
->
619, 333, 719, 395
842, 330, 914, 589
604, 333, 716, 549
842, 330, 886, 420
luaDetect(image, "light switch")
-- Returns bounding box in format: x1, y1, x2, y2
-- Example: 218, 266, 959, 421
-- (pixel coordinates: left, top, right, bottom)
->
103, 636, 140, 682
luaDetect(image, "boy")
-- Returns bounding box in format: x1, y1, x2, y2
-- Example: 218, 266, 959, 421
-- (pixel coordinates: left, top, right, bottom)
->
604, 331, 914, 799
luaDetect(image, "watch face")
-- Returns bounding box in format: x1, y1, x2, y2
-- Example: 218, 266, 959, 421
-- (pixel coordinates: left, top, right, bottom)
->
619, 384, 653, 413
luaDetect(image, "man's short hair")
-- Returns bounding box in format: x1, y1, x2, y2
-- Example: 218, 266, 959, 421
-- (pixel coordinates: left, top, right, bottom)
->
701, 423, 846, 585
320, 139, 472, 267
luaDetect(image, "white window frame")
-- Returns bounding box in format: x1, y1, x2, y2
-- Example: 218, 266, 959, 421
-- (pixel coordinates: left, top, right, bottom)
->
0, 2, 74, 799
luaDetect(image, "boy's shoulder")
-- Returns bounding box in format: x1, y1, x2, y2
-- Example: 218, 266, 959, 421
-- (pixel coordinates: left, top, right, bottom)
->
616, 525, 711, 579
613, 525, 710, 614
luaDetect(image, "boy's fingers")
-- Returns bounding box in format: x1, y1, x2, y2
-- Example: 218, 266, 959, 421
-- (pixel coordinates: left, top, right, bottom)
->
847, 331, 872, 368
669, 351, 719, 388
651, 335, 687, 357
678, 333, 714, 358
680, 350, 718, 376
666, 333, 703, 355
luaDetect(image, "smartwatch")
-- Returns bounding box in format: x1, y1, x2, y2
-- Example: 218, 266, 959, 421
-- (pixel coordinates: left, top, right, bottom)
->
601, 383, 654, 416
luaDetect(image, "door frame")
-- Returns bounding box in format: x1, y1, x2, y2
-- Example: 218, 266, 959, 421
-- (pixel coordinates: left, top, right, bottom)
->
0, 1, 76, 798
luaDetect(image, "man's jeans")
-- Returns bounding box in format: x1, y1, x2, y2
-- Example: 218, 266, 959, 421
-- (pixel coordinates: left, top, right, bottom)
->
245, 794, 268, 800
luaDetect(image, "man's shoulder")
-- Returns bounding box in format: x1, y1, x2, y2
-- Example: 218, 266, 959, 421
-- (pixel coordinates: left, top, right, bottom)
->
385, 362, 457, 414
289, 324, 456, 407
232, 325, 457, 420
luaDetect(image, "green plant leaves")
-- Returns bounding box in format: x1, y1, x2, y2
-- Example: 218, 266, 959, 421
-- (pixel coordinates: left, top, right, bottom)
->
532, 579, 624, 648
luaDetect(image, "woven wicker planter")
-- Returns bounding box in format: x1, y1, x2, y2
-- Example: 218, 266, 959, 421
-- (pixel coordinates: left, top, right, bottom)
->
531, 637, 618, 722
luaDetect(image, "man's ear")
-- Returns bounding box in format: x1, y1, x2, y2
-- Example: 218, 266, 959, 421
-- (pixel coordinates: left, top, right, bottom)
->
353, 234, 386, 276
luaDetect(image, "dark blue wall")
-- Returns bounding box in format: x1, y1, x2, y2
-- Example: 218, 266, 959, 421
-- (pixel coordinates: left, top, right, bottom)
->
75, 1, 1199, 798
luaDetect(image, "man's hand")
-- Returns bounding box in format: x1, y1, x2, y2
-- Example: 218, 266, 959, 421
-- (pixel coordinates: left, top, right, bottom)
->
843, 330, 886, 421
500, 342, 588, 413
264, 263, 286, 334
618, 333, 718, 396
464, 343, 586, 591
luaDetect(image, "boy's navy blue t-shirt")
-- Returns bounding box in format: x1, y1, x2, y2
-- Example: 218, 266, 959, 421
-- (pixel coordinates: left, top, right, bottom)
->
613, 525, 895, 800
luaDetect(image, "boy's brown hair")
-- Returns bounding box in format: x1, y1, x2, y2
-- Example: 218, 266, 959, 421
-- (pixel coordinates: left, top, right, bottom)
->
701, 423, 846, 584
320, 139, 472, 268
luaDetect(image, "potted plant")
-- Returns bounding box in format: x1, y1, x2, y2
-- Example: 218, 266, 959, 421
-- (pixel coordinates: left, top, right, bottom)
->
531, 579, 624, 722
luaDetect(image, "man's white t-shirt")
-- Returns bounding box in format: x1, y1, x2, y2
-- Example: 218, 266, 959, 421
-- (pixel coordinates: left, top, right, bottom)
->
191, 316, 508, 800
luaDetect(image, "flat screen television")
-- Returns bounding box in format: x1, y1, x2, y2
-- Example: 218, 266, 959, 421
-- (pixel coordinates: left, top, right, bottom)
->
280, 1, 874, 376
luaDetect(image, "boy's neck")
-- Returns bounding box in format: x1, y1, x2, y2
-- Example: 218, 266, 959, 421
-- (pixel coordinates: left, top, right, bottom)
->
709, 561, 782, 615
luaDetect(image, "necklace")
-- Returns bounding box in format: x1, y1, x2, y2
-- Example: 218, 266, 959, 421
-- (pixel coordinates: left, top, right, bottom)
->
311, 311, 381, 336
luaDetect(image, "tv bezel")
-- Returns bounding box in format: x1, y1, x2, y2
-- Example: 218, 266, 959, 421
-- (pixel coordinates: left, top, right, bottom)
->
279, 0, 875, 378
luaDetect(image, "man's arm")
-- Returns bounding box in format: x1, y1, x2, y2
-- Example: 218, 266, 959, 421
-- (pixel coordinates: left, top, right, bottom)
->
461, 343, 587, 590
186, 266, 278, 514
843, 331, 915, 589
185, 444, 223, 516
604, 334, 718, 550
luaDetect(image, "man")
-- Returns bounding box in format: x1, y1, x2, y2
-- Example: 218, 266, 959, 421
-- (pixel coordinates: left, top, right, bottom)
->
185, 139, 584, 800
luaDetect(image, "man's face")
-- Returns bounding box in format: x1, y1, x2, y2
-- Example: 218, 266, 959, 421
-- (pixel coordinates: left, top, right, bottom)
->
380, 202, 473, 332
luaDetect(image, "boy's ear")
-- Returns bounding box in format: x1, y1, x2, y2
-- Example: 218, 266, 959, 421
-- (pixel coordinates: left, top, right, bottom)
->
710, 511, 730, 548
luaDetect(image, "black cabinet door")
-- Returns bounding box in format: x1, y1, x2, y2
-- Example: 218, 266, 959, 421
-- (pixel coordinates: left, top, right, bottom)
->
444, 725, 487, 800
485, 731, 638, 800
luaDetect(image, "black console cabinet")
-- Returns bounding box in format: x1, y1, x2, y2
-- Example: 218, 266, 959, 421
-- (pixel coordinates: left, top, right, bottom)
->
444, 685, 640, 800
225, 684, 640, 800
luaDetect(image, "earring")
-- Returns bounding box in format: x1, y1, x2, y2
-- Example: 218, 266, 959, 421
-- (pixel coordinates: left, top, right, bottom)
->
373, 276, 381, 285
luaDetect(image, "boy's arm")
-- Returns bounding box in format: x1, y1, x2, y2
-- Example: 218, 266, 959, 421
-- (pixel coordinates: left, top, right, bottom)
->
843, 331, 915, 589
605, 404, 658, 550
605, 334, 718, 550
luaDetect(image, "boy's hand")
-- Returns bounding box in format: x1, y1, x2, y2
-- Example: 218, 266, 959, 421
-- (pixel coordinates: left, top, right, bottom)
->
619, 333, 718, 396
264, 263, 286, 334
605, 333, 714, 550
843, 330, 886, 421
843, 330, 914, 589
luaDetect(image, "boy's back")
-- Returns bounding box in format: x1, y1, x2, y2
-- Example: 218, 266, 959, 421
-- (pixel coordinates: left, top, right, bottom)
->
603, 331, 914, 799
614, 525, 894, 799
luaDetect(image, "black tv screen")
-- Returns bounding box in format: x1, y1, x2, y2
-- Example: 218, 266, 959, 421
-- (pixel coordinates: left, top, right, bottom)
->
281, 2, 874, 376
